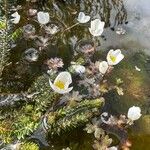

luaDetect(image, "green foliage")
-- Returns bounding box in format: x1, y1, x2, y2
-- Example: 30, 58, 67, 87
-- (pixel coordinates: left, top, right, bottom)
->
0, 104, 40, 142
0, 20, 6, 29
0, 19, 9, 77
46, 98, 104, 135
9, 28, 23, 42
0, 75, 59, 142
19, 142, 39, 150
12, 114, 39, 140
28, 75, 59, 112
0, 120, 13, 143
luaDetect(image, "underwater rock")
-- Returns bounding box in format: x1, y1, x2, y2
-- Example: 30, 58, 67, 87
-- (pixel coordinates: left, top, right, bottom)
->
23, 48, 39, 62
0, 93, 30, 107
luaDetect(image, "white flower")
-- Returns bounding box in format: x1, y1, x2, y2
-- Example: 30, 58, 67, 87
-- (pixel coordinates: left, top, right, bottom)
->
37, 11, 50, 25
77, 12, 90, 23
11, 12, 20, 24
72, 64, 86, 74
89, 19, 105, 36
49, 71, 73, 94
99, 61, 109, 74
108, 146, 118, 150
107, 49, 124, 65
127, 106, 142, 121
135, 66, 141, 72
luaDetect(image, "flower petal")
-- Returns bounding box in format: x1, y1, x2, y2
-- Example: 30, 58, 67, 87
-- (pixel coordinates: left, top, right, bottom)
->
107, 49, 124, 65
37, 11, 50, 25
89, 19, 105, 36
114, 53, 124, 65
127, 106, 142, 121
77, 12, 90, 23
99, 61, 109, 74
49, 79, 73, 94
54, 71, 72, 89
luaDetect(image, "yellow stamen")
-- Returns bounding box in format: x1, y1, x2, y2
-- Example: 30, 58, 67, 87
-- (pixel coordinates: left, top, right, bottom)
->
110, 55, 116, 63
54, 80, 65, 89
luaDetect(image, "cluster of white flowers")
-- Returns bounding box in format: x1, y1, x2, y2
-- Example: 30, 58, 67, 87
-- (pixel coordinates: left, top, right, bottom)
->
77, 12, 105, 37
99, 49, 124, 74
10, 8, 143, 149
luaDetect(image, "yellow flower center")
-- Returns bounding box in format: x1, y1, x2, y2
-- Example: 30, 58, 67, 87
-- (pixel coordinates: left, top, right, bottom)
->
110, 55, 116, 63
54, 80, 65, 89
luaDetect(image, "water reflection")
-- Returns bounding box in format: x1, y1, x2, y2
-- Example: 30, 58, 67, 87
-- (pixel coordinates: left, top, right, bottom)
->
43, 0, 127, 27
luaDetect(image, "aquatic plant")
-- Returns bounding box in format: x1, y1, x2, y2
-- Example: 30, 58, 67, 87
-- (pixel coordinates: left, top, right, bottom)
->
0, 0, 23, 77
0, 0, 147, 150
44, 98, 104, 135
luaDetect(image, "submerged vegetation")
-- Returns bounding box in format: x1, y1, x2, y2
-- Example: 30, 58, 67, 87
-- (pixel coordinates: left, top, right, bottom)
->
0, 0, 150, 150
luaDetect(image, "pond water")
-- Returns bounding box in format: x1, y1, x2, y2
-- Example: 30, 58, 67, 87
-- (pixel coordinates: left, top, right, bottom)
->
0, 0, 150, 150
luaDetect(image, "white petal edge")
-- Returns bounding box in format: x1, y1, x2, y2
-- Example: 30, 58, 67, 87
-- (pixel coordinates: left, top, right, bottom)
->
54, 71, 72, 88
49, 79, 73, 94
99, 61, 109, 74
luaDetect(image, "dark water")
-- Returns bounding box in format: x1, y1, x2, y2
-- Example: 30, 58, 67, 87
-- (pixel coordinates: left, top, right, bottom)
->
1, 0, 150, 149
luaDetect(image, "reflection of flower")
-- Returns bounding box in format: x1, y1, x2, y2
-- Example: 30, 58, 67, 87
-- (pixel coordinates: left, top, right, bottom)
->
107, 49, 124, 65
37, 11, 50, 25
89, 19, 105, 36
127, 106, 142, 121
44, 58, 64, 70
77, 12, 90, 23
49, 71, 73, 94
99, 61, 109, 74
11, 12, 20, 24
